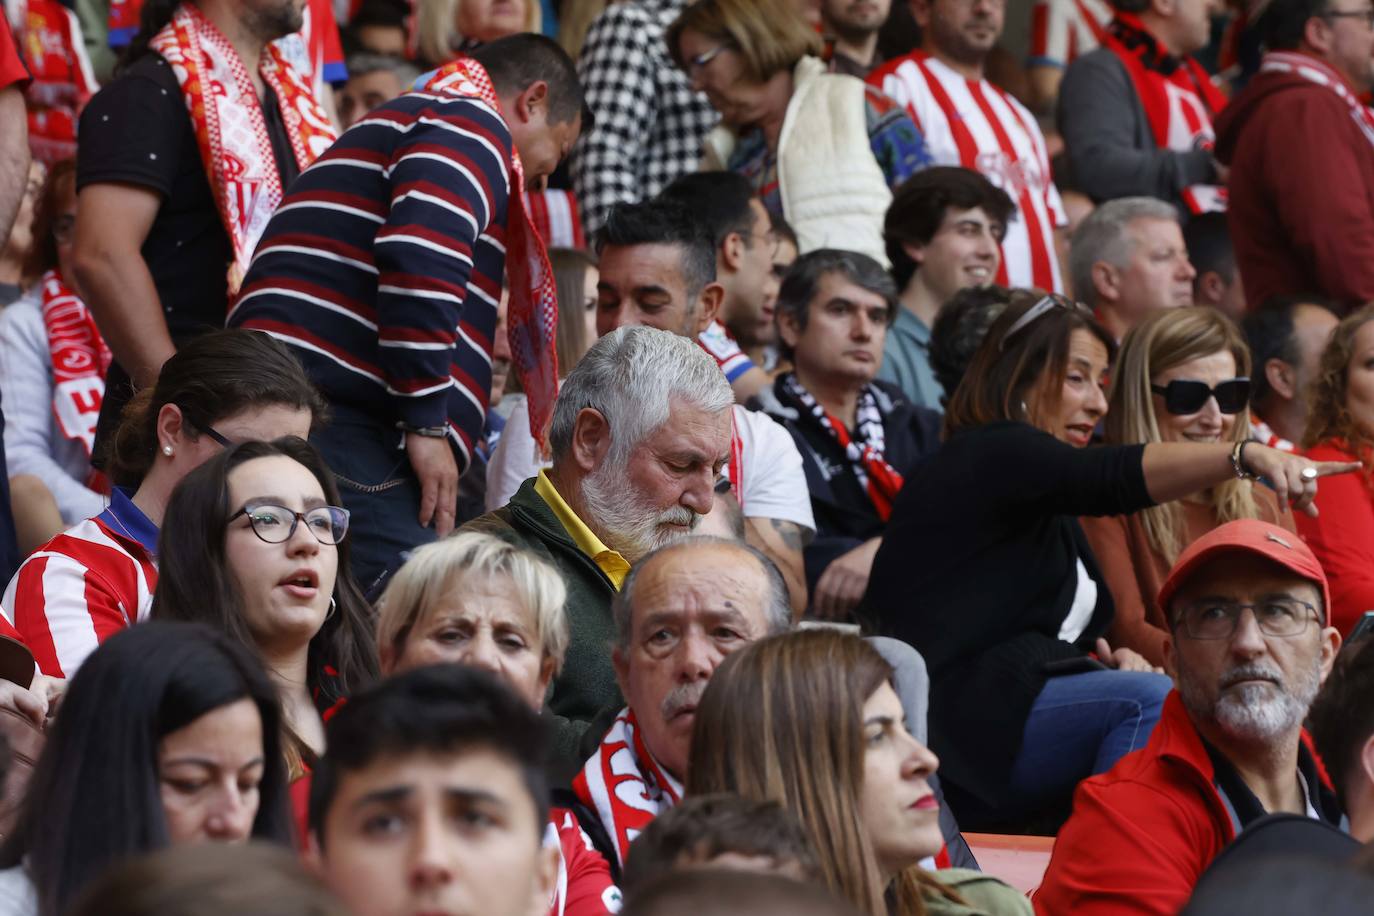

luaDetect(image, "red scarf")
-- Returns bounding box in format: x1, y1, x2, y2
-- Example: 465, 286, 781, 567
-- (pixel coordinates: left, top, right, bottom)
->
571, 708, 682, 868
1260, 51, 1374, 148
41, 270, 111, 460
422, 58, 561, 450
12, 0, 97, 164
150, 3, 335, 297
1105, 14, 1228, 214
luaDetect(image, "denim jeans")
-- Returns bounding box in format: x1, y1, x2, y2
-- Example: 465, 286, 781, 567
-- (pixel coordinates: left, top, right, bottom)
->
1005, 669, 1172, 818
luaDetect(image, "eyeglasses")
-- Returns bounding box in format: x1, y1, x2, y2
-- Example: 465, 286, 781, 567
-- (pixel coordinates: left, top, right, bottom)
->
229, 503, 351, 545
1174, 598, 1320, 640
1150, 378, 1251, 415
1326, 7, 1374, 27
181, 411, 233, 448
686, 42, 733, 71
998, 294, 1090, 350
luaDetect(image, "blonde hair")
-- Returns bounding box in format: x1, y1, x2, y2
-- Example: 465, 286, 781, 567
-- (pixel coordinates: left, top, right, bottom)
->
415, 0, 542, 67
666, 0, 822, 84
1304, 303, 1374, 457
556, 0, 608, 59
1105, 307, 1259, 563
376, 531, 569, 672
687, 631, 962, 916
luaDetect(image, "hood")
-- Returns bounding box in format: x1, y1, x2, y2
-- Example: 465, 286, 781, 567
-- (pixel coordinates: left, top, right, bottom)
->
1214, 65, 1332, 163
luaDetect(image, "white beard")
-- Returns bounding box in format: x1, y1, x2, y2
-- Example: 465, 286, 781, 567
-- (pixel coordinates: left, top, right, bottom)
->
580, 461, 701, 563
1179, 661, 1321, 743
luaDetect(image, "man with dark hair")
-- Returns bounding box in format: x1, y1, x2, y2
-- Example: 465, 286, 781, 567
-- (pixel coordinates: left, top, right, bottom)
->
753, 249, 940, 619
343, 0, 408, 56
624, 870, 864, 916
1307, 636, 1374, 842
927, 286, 1014, 405
1215, 0, 1374, 311
337, 53, 421, 128
1184, 212, 1244, 321
228, 33, 584, 589
306, 664, 560, 916
1241, 295, 1338, 450
658, 173, 777, 403
1059, 0, 1227, 214
1036, 520, 1344, 915
880, 167, 1015, 410
821, 0, 892, 77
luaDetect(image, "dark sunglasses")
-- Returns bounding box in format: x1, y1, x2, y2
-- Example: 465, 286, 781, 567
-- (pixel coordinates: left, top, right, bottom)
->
1150, 378, 1251, 415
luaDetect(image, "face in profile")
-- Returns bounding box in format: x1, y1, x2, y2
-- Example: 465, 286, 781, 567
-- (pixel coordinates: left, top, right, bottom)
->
158, 697, 265, 844
338, 68, 407, 129
1039, 327, 1110, 448
1343, 319, 1374, 441
510, 95, 581, 191
857, 682, 943, 877
1114, 217, 1196, 321
163, 402, 313, 487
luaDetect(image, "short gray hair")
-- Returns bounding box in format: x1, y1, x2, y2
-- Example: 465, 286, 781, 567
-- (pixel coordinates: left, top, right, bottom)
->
613, 536, 793, 650
1069, 197, 1181, 309
775, 249, 897, 361
548, 327, 734, 466
345, 52, 421, 88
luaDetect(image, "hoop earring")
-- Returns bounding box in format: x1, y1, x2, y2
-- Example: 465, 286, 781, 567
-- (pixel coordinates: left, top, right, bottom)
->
326, 597, 337, 622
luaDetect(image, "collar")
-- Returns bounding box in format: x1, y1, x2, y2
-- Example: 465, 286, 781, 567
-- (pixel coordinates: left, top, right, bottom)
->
890, 307, 932, 340
97, 487, 159, 556
533, 470, 630, 589
1111, 13, 1183, 75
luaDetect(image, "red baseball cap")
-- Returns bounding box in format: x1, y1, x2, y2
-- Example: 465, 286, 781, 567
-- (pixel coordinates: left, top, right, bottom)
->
1157, 519, 1331, 624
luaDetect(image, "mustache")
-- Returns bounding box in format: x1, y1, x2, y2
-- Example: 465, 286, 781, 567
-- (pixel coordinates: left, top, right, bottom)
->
1220, 663, 1284, 691
658, 506, 701, 529
661, 680, 708, 721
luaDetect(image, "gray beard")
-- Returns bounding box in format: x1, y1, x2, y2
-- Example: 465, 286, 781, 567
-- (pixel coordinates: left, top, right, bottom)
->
1178, 662, 1321, 743
580, 460, 700, 563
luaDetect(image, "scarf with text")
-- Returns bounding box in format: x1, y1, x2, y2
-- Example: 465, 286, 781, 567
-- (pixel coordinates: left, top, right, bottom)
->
783, 372, 903, 520
1105, 14, 1228, 214
41, 269, 111, 460
10, 0, 98, 163
571, 707, 682, 868
150, 3, 335, 297
422, 57, 560, 450
1260, 51, 1374, 148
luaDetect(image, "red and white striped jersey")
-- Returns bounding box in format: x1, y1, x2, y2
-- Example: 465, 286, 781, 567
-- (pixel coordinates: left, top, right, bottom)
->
868, 52, 1067, 293
1, 516, 156, 678
546, 808, 622, 916
1029, 0, 1113, 69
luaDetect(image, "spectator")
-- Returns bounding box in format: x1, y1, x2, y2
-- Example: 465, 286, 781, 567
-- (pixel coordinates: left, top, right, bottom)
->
13, 0, 97, 166
550, 246, 599, 371
1025, 0, 1113, 112
1308, 636, 1374, 842
1296, 304, 1374, 636
415, 0, 541, 65
1082, 307, 1295, 668
152, 438, 378, 775
1242, 295, 1338, 451
335, 53, 420, 128
688, 630, 1031, 915
1070, 196, 1196, 341
570, 0, 716, 239
0, 162, 41, 307
864, 293, 1344, 830
1035, 519, 1345, 915
343, 0, 410, 57
880, 167, 1015, 410
73, 0, 335, 462
658, 172, 776, 403
227, 34, 584, 588
758, 212, 801, 371
1185, 212, 1245, 321
670, 0, 931, 266
621, 794, 821, 899
869, 0, 1066, 292
1, 330, 322, 679
1183, 855, 1374, 916
1059, 0, 1227, 214
0, 621, 294, 916
624, 870, 865, 916
820, 0, 892, 77
926, 285, 1017, 405
375, 531, 620, 916
306, 665, 561, 916
0, 160, 108, 549
0, 15, 29, 588
1215, 0, 1374, 312
753, 250, 941, 619
573, 536, 790, 868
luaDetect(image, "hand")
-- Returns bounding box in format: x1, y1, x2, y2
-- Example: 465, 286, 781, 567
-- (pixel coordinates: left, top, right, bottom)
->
1240, 444, 1362, 517
31, 675, 65, 719
812, 538, 881, 620
0, 679, 49, 728
405, 432, 459, 536
1095, 638, 1163, 674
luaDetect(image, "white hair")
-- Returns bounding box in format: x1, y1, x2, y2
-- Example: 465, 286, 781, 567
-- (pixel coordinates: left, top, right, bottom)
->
1069, 196, 1182, 309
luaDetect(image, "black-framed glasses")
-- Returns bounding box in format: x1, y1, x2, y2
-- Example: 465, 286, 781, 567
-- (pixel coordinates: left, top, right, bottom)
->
1150, 378, 1251, 415
1326, 7, 1374, 27
998, 294, 1090, 350
230, 504, 351, 545
1174, 599, 1320, 640
181, 410, 233, 448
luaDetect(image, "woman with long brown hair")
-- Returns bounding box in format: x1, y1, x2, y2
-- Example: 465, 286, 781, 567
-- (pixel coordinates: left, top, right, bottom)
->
688, 629, 1029, 916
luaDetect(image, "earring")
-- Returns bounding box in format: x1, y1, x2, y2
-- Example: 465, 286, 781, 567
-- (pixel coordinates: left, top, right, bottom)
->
1020, 400, 1029, 418
326, 597, 337, 622
161, 444, 174, 457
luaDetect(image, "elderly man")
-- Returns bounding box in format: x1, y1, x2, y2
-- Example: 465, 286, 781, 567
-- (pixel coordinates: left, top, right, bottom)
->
1069, 196, 1196, 341
1242, 295, 1339, 451
1035, 519, 1344, 915
467, 327, 734, 766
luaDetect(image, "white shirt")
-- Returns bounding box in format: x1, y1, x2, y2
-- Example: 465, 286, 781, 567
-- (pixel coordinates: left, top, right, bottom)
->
0, 866, 36, 916
1058, 557, 1099, 644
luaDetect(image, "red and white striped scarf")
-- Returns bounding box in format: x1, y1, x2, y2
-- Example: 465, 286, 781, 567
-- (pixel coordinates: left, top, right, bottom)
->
422, 57, 561, 451
150, 3, 335, 297
571, 707, 682, 869
41, 269, 110, 459
1260, 51, 1374, 148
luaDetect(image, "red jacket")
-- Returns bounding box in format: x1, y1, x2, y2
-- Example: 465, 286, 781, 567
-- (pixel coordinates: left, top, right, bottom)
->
1294, 440, 1374, 637
1214, 54, 1374, 312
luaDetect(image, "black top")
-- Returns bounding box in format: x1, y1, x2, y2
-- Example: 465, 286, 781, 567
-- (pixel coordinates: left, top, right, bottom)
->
76, 53, 299, 458
862, 421, 1152, 818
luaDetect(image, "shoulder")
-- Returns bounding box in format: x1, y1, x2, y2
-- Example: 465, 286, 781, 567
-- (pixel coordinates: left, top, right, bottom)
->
1302, 439, 1358, 462
0, 293, 43, 340
0, 866, 35, 916
867, 51, 924, 86
928, 869, 1032, 915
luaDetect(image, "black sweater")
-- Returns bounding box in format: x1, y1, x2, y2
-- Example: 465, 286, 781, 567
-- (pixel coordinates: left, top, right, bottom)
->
862, 421, 1152, 820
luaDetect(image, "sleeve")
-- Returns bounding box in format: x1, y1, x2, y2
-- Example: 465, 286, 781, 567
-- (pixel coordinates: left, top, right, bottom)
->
557, 812, 623, 916
1293, 464, 1374, 637
696, 322, 756, 383
863, 85, 932, 190
0, 16, 30, 90
1057, 52, 1216, 203
734, 409, 816, 532
484, 397, 548, 512
0, 300, 105, 524
1080, 513, 1167, 667
569, 5, 662, 237
2, 551, 127, 678
1028, 0, 1069, 68
373, 100, 509, 430
308, 0, 347, 85
75, 65, 186, 195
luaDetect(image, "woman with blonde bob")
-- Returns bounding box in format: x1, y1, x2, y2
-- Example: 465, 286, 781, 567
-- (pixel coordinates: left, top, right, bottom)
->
414, 0, 542, 68
687, 629, 1030, 916
666, 0, 929, 267
1082, 307, 1294, 667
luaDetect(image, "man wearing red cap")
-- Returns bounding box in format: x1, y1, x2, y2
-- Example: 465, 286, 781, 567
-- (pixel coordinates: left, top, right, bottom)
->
1035, 519, 1345, 915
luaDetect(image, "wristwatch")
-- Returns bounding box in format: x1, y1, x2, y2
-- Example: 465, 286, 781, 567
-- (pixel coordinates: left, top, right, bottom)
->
397, 422, 449, 438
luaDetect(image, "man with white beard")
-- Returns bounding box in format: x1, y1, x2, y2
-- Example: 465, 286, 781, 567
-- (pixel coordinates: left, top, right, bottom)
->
1035, 519, 1345, 916
465, 326, 734, 773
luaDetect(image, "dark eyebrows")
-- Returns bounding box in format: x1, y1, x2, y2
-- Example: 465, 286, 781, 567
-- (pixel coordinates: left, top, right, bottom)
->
162, 755, 265, 772
245, 495, 329, 510
349, 784, 505, 813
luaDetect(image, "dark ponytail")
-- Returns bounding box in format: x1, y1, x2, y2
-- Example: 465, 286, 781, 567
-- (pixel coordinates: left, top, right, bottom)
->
118, 0, 180, 72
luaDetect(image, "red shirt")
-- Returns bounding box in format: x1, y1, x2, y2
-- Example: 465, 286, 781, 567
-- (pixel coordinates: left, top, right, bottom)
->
1, 16, 32, 91
1294, 439, 1374, 637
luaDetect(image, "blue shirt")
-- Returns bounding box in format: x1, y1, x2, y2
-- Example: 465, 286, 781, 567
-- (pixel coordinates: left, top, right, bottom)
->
96, 487, 159, 556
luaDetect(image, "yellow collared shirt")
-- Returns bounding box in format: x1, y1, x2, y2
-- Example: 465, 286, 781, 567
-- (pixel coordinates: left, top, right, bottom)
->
534, 470, 630, 589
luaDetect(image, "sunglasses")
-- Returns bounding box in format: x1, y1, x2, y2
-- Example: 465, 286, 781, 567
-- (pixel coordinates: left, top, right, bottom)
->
1150, 378, 1251, 415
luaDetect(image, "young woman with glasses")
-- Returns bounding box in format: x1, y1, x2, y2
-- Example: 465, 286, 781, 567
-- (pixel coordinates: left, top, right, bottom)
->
1082, 307, 1297, 668
152, 437, 378, 783
863, 292, 1358, 833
